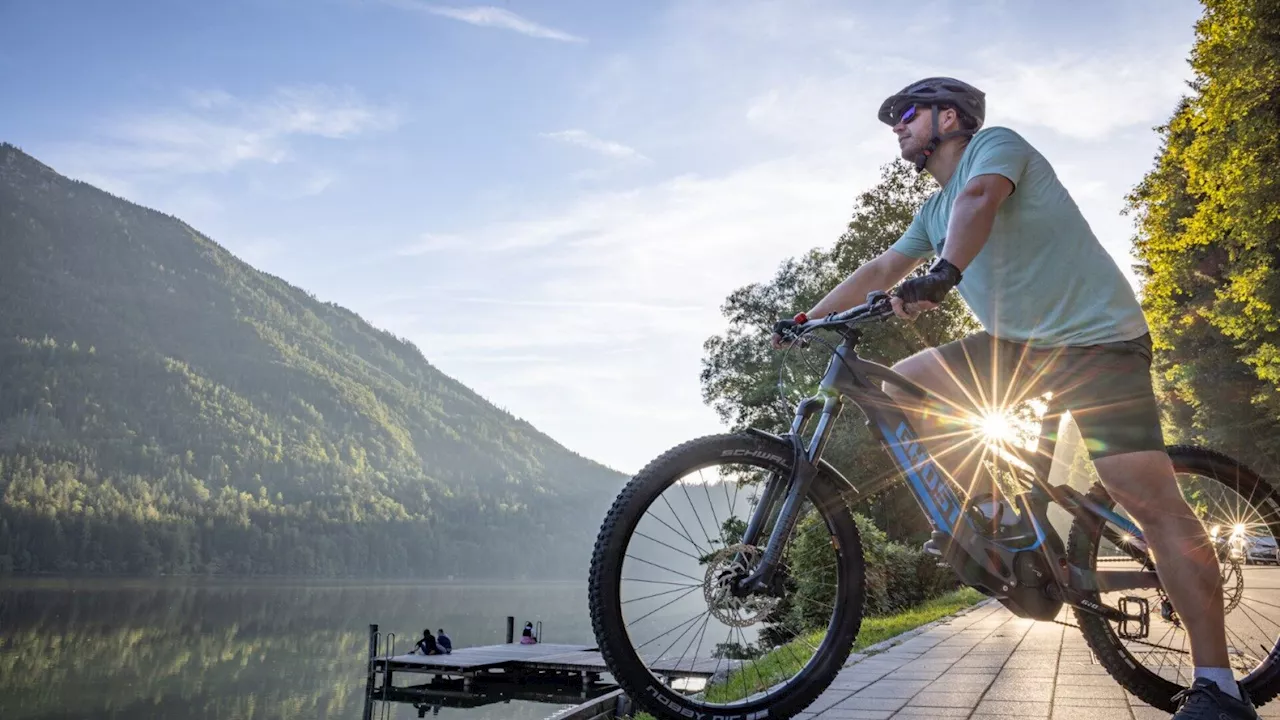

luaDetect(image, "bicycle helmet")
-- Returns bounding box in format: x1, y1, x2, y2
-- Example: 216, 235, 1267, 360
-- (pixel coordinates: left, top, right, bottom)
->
878, 76, 986, 171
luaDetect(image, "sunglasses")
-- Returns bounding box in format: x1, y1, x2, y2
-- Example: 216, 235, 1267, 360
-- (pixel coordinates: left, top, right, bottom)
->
897, 104, 921, 125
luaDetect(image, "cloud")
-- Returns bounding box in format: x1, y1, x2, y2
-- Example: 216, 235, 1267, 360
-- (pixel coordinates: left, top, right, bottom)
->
540, 129, 649, 161
384, 1, 585, 43
57, 85, 400, 178
298, 170, 338, 196
395, 232, 469, 256
374, 0, 1203, 473
969, 47, 1195, 141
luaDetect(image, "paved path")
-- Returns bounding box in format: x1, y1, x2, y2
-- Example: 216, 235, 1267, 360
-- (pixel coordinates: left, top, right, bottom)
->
798, 599, 1280, 720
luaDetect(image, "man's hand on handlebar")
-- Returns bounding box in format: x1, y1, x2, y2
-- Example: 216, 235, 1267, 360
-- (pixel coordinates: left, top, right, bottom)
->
889, 257, 962, 322
889, 296, 938, 321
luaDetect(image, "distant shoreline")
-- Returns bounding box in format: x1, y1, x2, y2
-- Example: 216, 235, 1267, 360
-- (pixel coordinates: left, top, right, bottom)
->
0, 573, 589, 589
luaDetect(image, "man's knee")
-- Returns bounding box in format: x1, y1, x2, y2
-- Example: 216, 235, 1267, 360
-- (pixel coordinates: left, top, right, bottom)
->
883, 348, 941, 399
1093, 450, 1191, 526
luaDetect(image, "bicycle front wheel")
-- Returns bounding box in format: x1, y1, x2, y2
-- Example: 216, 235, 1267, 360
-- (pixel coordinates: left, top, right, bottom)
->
588, 432, 865, 720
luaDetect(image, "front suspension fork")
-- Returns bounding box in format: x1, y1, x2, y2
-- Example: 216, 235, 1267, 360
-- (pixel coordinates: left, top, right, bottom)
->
734, 395, 842, 595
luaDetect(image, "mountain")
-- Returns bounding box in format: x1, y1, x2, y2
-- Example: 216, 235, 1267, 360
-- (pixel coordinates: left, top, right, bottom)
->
0, 143, 629, 578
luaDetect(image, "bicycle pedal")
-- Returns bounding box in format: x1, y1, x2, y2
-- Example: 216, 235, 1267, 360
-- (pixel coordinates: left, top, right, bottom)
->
1118, 596, 1150, 640
923, 531, 949, 557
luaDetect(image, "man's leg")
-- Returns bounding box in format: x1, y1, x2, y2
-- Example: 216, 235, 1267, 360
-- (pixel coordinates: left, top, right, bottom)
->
884, 333, 1026, 505
1092, 449, 1230, 669
1061, 335, 1252, 714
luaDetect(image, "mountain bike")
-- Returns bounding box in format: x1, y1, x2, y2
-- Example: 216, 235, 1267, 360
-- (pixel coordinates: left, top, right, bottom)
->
588, 291, 1280, 720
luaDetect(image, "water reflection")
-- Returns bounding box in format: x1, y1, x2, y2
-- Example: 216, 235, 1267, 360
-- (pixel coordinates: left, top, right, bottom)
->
363, 677, 616, 720
0, 577, 600, 719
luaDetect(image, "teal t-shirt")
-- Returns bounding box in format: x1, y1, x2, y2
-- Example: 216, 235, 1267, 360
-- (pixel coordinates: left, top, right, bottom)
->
890, 126, 1149, 347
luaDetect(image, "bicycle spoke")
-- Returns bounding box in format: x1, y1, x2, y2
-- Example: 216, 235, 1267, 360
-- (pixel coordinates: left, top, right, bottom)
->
634, 529, 703, 562
625, 554, 705, 584
629, 584, 704, 627
624, 585, 703, 606
622, 577, 701, 588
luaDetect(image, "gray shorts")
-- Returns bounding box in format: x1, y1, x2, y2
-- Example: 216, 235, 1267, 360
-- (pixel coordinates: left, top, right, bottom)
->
931, 331, 1166, 460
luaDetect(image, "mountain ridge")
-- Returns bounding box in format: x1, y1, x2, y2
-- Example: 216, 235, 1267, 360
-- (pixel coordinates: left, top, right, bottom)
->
0, 141, 628, 578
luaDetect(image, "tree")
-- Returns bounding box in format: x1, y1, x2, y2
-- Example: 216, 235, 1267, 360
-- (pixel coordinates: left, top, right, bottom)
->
699, 159, 980, 541
1126, 0, 1280, 475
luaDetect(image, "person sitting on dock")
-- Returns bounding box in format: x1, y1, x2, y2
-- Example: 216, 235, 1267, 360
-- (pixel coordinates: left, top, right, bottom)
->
435, 628, 452, 654
412, 629, 441, 655
519, 621, 537, 645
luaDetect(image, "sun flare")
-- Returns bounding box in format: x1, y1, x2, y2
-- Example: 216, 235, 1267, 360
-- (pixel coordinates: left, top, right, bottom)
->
978, 412, 1016, 443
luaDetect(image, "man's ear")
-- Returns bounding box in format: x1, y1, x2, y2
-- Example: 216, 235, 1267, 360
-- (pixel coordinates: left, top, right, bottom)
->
940, 106, 959, 132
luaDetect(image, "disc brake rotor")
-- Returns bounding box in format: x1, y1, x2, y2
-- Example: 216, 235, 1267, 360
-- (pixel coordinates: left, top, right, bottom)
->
704, 543, 782, 627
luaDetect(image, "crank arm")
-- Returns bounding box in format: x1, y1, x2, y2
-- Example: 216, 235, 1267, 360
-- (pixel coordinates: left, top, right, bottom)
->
1064, 592, 1130, 624
1096, 570, 1162, 592
1068, 564, 1162, 592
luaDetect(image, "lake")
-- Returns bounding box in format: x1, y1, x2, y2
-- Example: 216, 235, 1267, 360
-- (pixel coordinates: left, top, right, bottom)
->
0, 577, 604, 720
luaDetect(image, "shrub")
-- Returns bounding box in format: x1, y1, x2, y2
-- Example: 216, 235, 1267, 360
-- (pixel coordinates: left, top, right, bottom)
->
854, 513, 959, 616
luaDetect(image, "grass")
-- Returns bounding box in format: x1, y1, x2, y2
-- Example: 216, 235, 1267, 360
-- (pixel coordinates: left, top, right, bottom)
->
620, 586, 986, 719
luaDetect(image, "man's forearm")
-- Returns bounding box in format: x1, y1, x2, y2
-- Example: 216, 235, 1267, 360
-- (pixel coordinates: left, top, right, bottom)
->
806, 261, 892, 318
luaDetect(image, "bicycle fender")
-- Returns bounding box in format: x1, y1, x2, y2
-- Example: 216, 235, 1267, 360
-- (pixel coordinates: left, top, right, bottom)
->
745, 427, 860, 494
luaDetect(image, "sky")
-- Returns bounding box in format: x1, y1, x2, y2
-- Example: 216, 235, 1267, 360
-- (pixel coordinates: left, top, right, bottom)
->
1, 0, 1207, 475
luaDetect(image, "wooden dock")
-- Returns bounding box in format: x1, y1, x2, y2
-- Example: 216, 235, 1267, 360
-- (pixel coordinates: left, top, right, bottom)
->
372, 640, 735, 687
362, 620, 741, 720
365, 622, 738, 696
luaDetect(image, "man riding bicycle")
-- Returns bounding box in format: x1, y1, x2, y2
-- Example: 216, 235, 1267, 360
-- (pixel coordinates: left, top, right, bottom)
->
773, 76, 1254, 720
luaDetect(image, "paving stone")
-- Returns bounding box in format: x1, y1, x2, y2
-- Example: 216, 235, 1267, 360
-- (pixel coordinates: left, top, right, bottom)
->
1052, 694, 1131, 708
973, 699, 1051, 717
1052, 705, 1133, 719
981, 678, 1054, 702
813, 709, 894, 720
1001, 653, 1059, 669
904, 688, 986, 708
992, 663, 1057, 678
1055, 682, 1126, 699
850, 681, 932, 699
887, 706, 973, 717
833, 696, 909, 712
935, 670, 999, 688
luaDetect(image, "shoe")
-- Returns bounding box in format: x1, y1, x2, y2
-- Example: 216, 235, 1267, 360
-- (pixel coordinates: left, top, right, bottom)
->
969, 493, 1024, 534
1170, 677, 1258, 719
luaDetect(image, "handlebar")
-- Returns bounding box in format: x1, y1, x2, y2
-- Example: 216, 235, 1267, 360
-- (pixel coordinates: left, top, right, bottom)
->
776, 291, 896, 345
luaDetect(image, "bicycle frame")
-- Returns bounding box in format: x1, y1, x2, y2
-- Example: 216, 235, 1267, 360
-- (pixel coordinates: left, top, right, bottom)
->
734, 298, 1161, 624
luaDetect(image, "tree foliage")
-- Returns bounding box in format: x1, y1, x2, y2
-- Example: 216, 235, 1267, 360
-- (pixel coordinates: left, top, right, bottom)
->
0, 144, 625, 578
699, 159, 980, 540
1126, 0, 1280, 473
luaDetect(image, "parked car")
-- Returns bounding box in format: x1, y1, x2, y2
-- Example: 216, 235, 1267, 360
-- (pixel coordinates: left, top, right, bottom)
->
1246, 535, 1280, 565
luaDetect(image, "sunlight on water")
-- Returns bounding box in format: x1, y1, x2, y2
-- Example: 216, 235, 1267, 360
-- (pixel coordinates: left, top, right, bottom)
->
0, 578, 597, 720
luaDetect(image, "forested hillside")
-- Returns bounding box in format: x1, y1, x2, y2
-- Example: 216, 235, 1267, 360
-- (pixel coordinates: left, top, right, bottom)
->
0, 143, 627, 578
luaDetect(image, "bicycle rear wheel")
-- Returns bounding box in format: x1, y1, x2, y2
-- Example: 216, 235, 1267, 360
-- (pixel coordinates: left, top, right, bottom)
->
588, 432, 865, 720
1067, 445, 1280, 712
